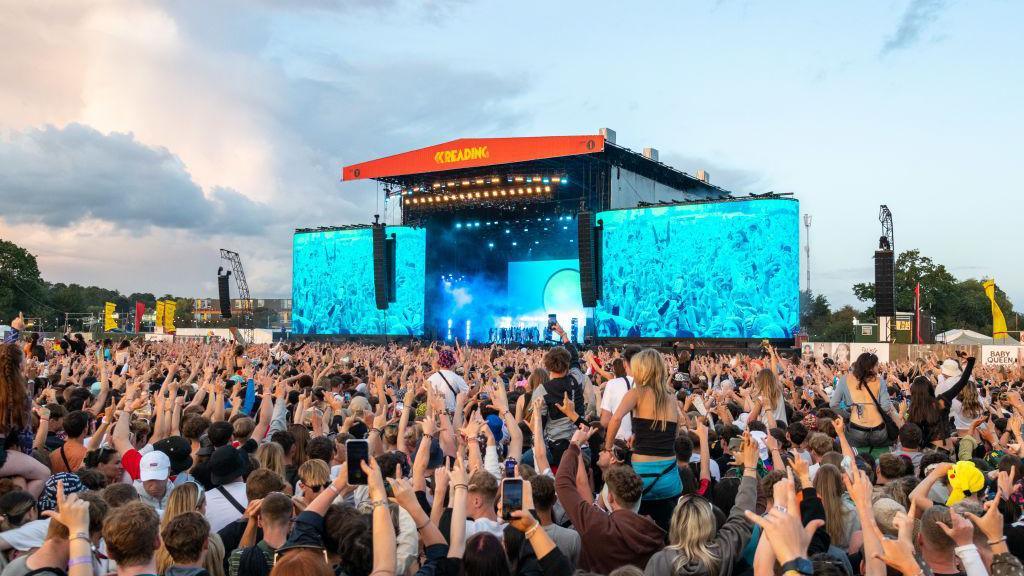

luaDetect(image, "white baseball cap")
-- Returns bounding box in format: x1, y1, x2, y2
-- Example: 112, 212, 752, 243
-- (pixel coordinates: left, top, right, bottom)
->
140, 450, 171, 482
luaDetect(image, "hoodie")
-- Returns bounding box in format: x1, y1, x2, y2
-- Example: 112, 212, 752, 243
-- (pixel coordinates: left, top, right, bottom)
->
555, 444, 666, 574
643, 475, 756, 576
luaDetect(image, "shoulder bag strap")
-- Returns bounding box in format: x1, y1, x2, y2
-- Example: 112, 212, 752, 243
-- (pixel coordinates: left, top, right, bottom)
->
60, 445, 72, 472
216, 485, 246, 514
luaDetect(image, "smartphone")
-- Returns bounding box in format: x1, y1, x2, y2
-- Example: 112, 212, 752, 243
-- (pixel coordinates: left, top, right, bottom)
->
347, 440, 370, 485
501, 478, 523, 520
692, 395, 708, 417
396, 401, 405, 413
504, 457, 517, 478
547, 314, 557, 329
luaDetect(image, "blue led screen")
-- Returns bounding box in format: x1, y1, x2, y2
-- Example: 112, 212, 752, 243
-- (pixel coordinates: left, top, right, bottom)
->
291, 227, 425, 335
596, 198, 799, 338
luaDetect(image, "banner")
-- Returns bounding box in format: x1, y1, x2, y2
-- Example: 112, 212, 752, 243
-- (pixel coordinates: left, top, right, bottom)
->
981, 345, 1020, 366
983, 280, 1010, 341
103, 302, 117, 332
850, 342, 890, 364
164, 300, 176, 333
155, 301, 166, 331
134, 301, 145, 333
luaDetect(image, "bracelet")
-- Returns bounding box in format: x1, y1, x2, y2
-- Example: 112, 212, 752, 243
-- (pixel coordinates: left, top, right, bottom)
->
415, 517, 430, 530
68, 556, 92, 567
453, 483, 469, 491
326, 484, 340, 494
370, 498, 388, 508
523, 524, 540, 539
987, 536, 1007, 545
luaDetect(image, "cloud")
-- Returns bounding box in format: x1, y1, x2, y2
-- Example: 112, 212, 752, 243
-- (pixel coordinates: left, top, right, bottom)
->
881, 0, 950, 56
0, 123, 272, 235
658, 152, 769, 194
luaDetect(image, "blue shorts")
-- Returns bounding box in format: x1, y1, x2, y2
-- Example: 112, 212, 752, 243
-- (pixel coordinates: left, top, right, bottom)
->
633, 458, 682, 500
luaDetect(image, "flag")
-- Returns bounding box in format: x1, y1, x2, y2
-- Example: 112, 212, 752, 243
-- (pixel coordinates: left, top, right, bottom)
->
983, 279, 1009, 341
134, 301, 145, 333
104, 302, 117, 332
164, 300, 177, 333
155, 301, 166, 332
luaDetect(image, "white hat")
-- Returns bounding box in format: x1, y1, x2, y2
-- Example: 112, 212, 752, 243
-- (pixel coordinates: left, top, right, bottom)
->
140, 450, 171, 481
941, 359, 962, 379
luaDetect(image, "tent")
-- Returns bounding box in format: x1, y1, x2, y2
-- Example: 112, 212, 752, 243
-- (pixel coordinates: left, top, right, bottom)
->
935, 328, 1020, 346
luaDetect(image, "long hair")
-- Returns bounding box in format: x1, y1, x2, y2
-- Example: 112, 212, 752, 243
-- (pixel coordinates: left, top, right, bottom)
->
907, 376, 940, 426
851, 353, 879, 390
255, 441, 286, 479
463, 532, 512, 576
630, 349, 672, 430
288, 423, 311, 467
958, 382, 984, 420
813, 464, 850, 545
754, 369, 782, 413
156, 482, 225, 576
527, 368, 549, 393
666, 495, 720, 575
0, 344, 29, 433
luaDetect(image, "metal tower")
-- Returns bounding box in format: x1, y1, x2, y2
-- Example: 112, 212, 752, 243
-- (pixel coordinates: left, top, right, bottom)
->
803, 213, 812, 293
219, 249, 254, 344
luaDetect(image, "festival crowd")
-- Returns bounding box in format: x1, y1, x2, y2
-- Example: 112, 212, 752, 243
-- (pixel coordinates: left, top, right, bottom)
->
1, 312, 1023, 576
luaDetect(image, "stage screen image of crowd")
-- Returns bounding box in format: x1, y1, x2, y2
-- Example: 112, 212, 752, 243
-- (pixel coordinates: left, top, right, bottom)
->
291, 227, 425, 336
595, 198, 799, 339
424, 216, 585, 344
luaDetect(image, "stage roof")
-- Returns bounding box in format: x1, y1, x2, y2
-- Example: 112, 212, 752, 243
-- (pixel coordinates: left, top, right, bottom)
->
342, 135, 605, 181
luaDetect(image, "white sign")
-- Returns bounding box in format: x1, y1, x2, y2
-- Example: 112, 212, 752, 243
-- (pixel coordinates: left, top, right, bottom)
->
850, 343, 890, 364
981, 345, 1020, 366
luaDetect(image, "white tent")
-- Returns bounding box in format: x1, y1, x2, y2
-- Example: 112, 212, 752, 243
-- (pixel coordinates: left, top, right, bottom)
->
935, 328, 1020, 346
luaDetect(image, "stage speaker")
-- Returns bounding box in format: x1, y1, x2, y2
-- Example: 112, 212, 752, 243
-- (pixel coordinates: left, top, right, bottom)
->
372, 225, 394, 310
874, 250, 896, 317
218, 274, 232, 318
385, 234, 397, 303
578, 212, 602, 307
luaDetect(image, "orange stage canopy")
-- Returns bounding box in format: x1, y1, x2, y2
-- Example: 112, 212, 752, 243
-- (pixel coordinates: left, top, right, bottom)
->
342, 135, 605, 181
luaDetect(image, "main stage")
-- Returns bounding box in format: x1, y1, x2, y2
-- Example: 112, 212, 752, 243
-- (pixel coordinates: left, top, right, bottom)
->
291, 131, 800, 345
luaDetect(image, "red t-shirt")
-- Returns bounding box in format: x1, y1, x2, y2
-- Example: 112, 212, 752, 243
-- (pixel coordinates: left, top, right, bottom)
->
122, 448, 143, 481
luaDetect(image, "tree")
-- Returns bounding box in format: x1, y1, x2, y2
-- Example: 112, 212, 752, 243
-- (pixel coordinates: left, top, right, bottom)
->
852, 249, 1021, 335
0, 239, 47, 322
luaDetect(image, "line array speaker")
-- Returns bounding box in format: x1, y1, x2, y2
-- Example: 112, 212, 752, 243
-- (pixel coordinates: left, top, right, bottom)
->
218, 275, 232, 318
874, 250, 895, 317
372, 225, 389, 310
577, 212, 602, 307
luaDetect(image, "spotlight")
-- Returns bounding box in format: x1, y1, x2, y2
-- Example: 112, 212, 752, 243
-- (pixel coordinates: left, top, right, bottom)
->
475, 191, 481, 198
501, 190, 508, 196
514, 176, 524, 182
484, 191, 491, 197
488, 242, 495, 248
491, 178, 500, 184
456, 223, 463, 229
526, 187, 533, 194
526, 177, 533, 183
551, 176, 561, 183
512, 241, 517, 246
475, 179, 484, 185
461, 180, 470, 186
432, 183, 441, 188
544, 186, 551, 192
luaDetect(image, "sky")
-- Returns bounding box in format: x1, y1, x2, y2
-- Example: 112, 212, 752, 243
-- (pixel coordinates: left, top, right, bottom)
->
1, 0, 1022, 311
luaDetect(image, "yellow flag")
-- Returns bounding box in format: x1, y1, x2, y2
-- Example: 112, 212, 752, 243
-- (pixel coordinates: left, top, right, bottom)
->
104, 302, 117, 332
983, 279, 1009, 341
155, 301, 166, 331
164, 300, 177, 333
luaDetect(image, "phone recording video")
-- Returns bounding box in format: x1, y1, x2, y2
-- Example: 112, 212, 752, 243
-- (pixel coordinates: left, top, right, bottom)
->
346, 439, 370, 485
547, 313, 557, 329
501, 478, 523, 521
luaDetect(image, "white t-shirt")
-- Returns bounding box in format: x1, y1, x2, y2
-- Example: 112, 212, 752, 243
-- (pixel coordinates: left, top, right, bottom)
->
204, 481, 248, 533
599, 377, 633, 440
0, 519, 49, 551
428, 370, 469, 411
689, 454, 721, 481
465, 517, 506, 539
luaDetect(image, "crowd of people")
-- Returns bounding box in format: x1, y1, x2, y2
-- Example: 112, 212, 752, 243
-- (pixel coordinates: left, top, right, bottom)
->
1, 312, 1023, 576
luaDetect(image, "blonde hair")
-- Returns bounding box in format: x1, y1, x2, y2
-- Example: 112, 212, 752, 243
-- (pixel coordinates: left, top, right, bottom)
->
156, 483, 225, 576
667, 496, 721, 574
754, 368, 782, 413
813, 464, 850, 546
958, 382, 983, 420
298, 459, 331, 492
629, 348, 672, 431
256, 441, 287, 479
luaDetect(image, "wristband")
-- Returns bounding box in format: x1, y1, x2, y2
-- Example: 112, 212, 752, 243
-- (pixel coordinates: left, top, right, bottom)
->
453, 483, 469, 491
987, 536, 1007, 545
370, 498, 387, 508
415, 517, 430, 530
523, 524, 540, 539
68, 556, 92, 567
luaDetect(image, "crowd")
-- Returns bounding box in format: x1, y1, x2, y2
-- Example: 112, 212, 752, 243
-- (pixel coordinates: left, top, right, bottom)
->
0, 311, 1023, 576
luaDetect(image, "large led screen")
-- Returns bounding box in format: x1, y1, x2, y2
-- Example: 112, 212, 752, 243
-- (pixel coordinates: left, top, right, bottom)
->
292, 227, 425, 335
596, 198, 799, 338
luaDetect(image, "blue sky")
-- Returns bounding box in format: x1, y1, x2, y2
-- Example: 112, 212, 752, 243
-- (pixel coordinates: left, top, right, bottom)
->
1, 0, 1021, 311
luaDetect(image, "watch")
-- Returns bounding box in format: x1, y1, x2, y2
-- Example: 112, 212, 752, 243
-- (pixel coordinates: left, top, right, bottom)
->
779, 558, 813, 576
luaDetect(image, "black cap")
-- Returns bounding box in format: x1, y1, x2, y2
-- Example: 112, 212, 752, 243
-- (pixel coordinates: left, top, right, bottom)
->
153, 436, 193, 476
209, 445, 247, 486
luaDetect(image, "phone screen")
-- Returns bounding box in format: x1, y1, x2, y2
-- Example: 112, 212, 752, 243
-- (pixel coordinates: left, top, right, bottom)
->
347, 440, 370, 485
504, 458, 517, 478
547, 314, 557, 328
502, 479, 523, 520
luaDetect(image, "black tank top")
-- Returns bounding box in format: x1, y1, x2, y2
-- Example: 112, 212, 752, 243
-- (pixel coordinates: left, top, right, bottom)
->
631, 417, 677, 457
